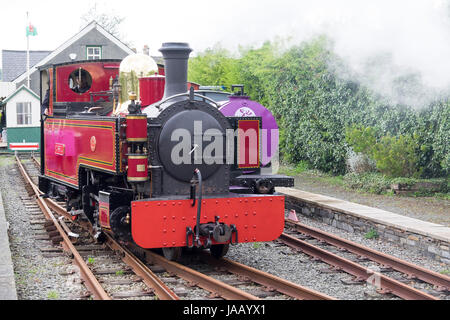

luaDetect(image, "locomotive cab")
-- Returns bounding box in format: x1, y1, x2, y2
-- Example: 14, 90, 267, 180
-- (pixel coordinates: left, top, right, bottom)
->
39, 60, 121, 117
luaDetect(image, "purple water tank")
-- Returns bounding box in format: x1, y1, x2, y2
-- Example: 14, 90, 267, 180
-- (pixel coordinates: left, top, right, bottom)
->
219, 96, 279, 166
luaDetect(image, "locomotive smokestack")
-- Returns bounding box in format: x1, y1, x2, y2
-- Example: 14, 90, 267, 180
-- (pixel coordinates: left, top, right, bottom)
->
159, 42, 193, 100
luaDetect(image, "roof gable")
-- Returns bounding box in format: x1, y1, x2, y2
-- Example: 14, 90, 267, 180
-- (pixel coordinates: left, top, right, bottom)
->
3, 84, 40, 104
12, 21, 134, 84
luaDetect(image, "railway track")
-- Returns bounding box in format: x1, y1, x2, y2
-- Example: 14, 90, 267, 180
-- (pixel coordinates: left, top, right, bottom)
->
18, 155, 332, 300
24, 154, 450, 300
27, 154, 449, 300
285, 219, 450, 291
279, 219, 450, 300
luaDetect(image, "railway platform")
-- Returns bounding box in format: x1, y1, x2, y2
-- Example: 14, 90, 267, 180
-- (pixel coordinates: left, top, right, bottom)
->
0, 190, 17, 299
278, 187, 450, 264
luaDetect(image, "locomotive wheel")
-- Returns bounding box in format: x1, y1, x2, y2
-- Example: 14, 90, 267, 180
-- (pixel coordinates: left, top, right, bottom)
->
210, 244, 229, 259
162, 247, 182, 261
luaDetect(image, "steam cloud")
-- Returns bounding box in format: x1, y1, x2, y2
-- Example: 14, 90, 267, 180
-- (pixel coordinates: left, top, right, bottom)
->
191, 0, 450, 108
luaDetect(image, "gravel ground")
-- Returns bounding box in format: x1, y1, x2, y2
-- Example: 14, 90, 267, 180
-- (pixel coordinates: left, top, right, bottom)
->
0, 156, 85, 299
290, 173, 450, 226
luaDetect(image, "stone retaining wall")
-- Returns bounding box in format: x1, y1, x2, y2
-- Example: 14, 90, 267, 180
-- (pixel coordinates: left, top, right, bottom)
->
285, 195, 450, 265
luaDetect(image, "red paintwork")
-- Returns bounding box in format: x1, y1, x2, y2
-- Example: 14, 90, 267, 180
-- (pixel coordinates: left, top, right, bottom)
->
238, 119, 260, 168
131, 195, 285, 249
44, 117, 119, 187
139, 76, 165, 107
158, 66, 165, 76
127, 156, 148, 181
126, 115, 148, 141
99, 201, 110, 229
188, 82, 200, 91
55, 62, 119, 103
48, 68, 54, 116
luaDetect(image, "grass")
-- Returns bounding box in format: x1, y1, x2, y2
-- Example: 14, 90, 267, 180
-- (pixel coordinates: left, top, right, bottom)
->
279, 164, 345, 187
440, 269, 450, 276
278, 161, 310, 176
14, 272, 26, 286
0, 156, 14, 167
87, 257, 95, 265
280, 163, 449, 199
252, 242, 262, 249
47, 290, 59, 300
364, 228, 379, 240
433, 193, 450, 201
115, 270, 124, 276
28, 268, 39, 275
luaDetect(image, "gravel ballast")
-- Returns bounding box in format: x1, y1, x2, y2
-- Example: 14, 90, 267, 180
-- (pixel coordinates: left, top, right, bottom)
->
1, 156, 84, 299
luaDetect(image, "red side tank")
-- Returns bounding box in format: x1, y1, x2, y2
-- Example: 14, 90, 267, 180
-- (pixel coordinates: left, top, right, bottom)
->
139, 75, 165, 106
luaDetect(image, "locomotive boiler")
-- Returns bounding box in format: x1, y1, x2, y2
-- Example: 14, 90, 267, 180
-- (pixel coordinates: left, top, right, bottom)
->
38, 42, 293, 260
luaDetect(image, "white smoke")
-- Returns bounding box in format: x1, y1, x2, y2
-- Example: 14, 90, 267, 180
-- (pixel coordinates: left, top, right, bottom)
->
314, 0, 450, 107
175, 0, 450, 108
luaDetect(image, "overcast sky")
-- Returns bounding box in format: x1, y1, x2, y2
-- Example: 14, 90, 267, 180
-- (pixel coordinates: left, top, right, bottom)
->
2, 0, 450, 95
1, 0, 331, 55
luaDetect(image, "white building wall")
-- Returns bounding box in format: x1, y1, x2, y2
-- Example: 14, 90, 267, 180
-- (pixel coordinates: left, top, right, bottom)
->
6, 89, 40, 128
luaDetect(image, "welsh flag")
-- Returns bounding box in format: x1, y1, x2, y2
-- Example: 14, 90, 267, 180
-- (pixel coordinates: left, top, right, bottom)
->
26, 24, 37, 36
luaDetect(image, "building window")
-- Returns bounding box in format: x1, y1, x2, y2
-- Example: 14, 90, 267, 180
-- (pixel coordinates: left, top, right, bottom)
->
16, 102, 32, 125
86, 46, 102, 60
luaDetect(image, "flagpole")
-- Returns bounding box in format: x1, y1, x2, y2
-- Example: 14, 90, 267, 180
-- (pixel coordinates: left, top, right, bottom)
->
26, 11, 30, 89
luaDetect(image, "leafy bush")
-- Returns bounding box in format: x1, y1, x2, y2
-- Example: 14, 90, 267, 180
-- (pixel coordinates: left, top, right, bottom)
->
346, 149, 377, 174
372, 134, 420, 177
346, 125, 420, 177
188, 37, 450, 179
343, 172, 392, 194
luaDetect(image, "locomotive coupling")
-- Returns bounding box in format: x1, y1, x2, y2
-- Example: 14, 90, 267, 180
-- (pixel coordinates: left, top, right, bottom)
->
186, 216, 236, 249
198, 216, 233, 244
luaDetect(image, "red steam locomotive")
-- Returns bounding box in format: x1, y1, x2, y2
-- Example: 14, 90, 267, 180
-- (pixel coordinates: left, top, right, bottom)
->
38, 42, 293, 260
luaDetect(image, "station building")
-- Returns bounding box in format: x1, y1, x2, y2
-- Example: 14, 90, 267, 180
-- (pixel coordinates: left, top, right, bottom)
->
0, 21, 135, 152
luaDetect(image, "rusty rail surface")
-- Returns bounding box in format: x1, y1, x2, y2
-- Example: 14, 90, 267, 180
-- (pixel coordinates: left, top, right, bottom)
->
286, 219, 450, 292
48, 200, 180, 300
18, 156, 181, 300
201, 253, 334, 300
31, 154, 40, 168
105, 235, 179, 300
16, 155, 111, 300
143, 248, 260, 300
279, 232, 438, 300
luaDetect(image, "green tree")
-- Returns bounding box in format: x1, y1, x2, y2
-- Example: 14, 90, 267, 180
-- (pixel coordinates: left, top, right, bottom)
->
188, 36, 449, 178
